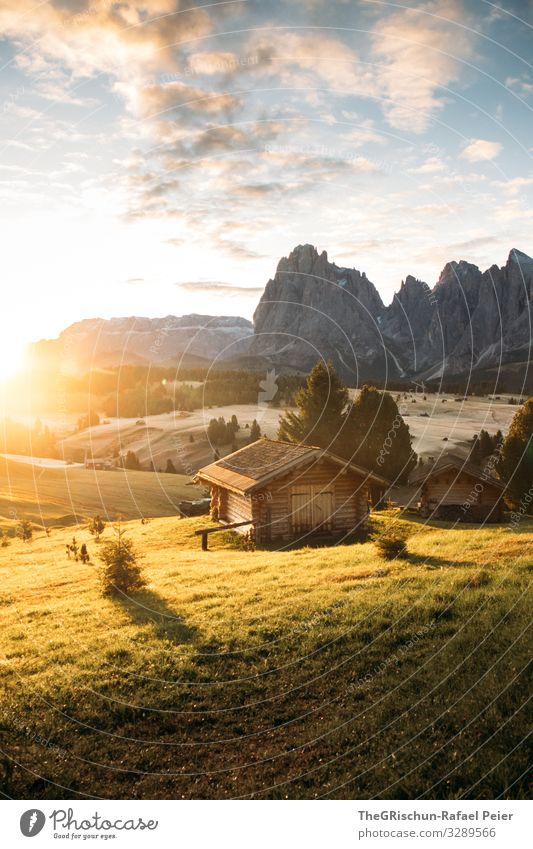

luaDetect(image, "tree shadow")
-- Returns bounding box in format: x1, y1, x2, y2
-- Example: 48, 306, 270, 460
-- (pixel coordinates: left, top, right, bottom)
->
115, 588, 199, 644
406, 553, 475, 569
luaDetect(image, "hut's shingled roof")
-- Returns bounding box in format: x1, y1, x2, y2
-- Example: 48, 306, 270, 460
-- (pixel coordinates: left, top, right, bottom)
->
196, 438, 389, 494
410, 452, 506, 490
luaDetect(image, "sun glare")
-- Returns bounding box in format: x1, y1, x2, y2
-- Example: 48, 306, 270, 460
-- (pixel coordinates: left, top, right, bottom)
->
0, 335, 26, 380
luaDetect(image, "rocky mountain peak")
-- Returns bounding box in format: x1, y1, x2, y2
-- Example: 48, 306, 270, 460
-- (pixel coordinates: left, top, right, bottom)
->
277, 243, 328, 276
436, 259, 482, 288
397, 275, 428, 300
508, 247, 533, 267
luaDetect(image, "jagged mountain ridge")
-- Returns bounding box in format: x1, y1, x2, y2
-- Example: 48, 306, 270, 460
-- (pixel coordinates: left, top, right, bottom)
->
31, 245, 533, 383
252, 244, 533, 381
29, 315, 254, 371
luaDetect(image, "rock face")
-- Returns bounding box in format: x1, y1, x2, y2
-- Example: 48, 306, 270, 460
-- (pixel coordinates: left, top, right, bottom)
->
251, 244, 396, 378
31, 315, 254, 371
252, 244, 533, 381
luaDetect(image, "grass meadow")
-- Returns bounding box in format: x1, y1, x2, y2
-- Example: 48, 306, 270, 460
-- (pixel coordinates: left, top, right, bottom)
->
0, 511, 531, 799
0, 457, 203, 527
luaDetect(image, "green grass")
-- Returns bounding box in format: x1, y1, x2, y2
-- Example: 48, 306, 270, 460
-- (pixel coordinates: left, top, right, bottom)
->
0, 511, 531, 799
0, 457, 204, 527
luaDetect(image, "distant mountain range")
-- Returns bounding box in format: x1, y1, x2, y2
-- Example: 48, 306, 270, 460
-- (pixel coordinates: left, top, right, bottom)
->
252, 244, 533, 385
31, 245, 533, 388
30, 315, 254, 371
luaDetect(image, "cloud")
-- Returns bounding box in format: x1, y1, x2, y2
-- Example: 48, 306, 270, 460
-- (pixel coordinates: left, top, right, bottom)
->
163, 237, 186, 247
505, 75, 533, 96
135, 81, 241, 120
1, 1, 213, 82
497, 176, 533, 195
215, 239, 265, 260
250, 31, 373, 92
461, 139, 503, 162
371, 0, 474, 133
411, 156, 446, 174
177, 281, 264, 296
185, 50, 264, 77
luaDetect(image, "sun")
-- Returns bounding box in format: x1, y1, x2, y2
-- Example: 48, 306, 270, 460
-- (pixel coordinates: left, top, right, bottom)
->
0, 335, 26, 380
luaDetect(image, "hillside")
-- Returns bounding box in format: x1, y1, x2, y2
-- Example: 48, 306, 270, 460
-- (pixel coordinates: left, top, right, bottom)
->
0, 513, 530, 799
0, 457, 203, 527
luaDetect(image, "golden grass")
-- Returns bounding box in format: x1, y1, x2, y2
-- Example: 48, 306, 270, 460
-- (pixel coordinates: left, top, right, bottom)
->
0, 457, 203, 527
0, 510, 531, 799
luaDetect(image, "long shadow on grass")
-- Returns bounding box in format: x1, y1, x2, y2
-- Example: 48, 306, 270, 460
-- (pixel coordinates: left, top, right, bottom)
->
115, 589, 198, 644
406, 553, 475, 569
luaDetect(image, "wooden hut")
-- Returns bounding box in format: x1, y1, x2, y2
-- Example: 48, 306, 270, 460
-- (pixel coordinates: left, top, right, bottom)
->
410, 454, 505, 521
195, 438, 389, 544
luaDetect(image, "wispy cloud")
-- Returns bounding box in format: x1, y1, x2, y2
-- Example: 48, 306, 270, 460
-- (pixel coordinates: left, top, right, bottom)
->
177, 281, 264, 296
370, 0, 475, 132
461, 139, 503, 162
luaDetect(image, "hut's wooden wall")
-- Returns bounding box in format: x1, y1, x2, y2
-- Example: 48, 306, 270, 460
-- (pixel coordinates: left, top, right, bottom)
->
218, 488, 254, 525
250, 460, 370, 543
420, 470, 502, 517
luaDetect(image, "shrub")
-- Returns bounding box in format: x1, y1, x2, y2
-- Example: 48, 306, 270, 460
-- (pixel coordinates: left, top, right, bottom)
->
99, 525, 144, 596
0, 530, 10, 547
16, 520, 33, 543
88, 515, 105, 541
374, 530, 408, 560
220, 529, 256, 551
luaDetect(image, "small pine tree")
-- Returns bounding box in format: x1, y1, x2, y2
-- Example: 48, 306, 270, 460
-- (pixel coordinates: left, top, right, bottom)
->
88, 515, 105, 542
124, 450, 141, 471
70, 536, 79, 561
99, 524, 144, 596
374, 528, 409, 559
250, 419, 261, 441
16, 520, 33, 543
165, 458, 177, 474
0, 529, 10, 547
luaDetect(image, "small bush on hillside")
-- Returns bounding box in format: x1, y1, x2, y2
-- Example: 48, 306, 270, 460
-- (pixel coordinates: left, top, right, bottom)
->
88, 515, 106, 541
16, 520, 33, 543
220, 529, 256, 551
0, 530, 10, 547
99, 525, 145, 596
374, 529, 409, 560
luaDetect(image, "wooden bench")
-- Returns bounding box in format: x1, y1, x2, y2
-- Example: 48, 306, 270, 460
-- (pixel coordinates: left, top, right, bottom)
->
195, 521, 252, 551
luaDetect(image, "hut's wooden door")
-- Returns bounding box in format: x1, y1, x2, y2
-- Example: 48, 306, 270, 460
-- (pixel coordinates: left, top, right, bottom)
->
290, 487, 334, 533
312, 490, 334, 530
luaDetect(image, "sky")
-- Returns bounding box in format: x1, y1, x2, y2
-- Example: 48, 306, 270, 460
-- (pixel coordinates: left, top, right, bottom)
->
0, 0, 532, 357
